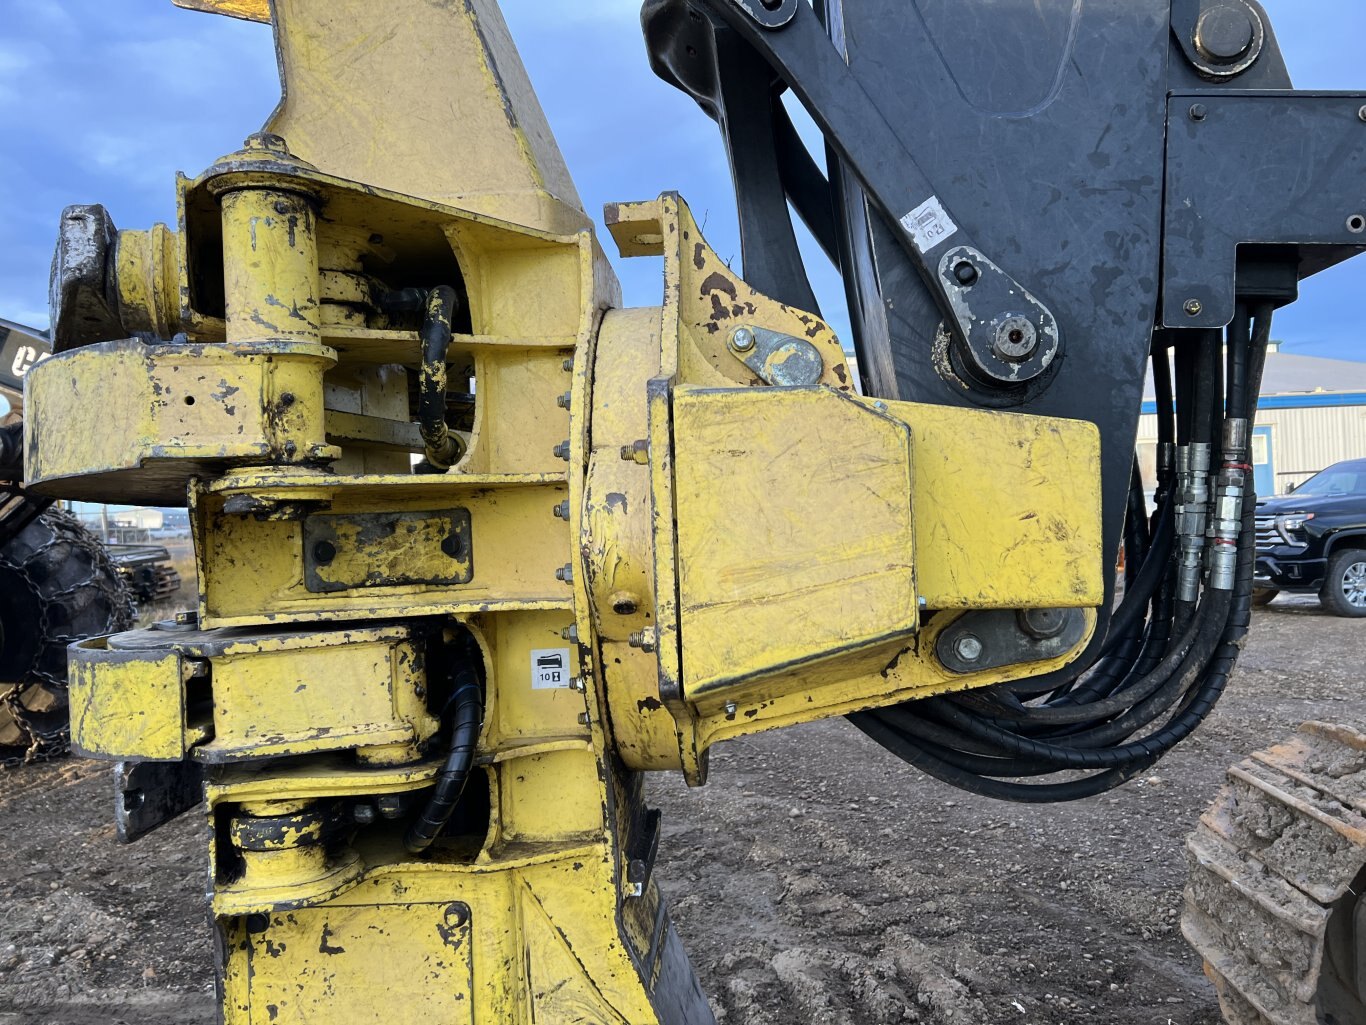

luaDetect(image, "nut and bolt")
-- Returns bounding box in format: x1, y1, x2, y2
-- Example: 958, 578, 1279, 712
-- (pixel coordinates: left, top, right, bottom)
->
724, 701, 738, 717
953, 634, 985, 664
555, 564, 574, 584
553, 500, 571, 520
562, 357, 575, 372
553, 440, 572, 461
577, 712, 591, 726
992, 316, 1038, 362
628, 630, 657, 654
620, 439, 649, 465
571, 676, 587, 693
562, 624, 579, 642
731, 327, 756, 352
1184, 298, 1204, 317
557, 392, 572, 410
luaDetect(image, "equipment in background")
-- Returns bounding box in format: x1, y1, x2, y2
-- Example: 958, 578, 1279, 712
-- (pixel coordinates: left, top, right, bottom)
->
1, 320, 150, 765
19, 0, 1366, 1022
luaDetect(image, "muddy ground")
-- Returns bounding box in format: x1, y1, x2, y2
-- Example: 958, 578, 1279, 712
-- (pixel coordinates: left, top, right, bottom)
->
1, 595, 1361, 1025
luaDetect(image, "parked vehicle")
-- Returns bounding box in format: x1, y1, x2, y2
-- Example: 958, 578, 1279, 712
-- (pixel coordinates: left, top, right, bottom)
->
1253, 457, 1366, 616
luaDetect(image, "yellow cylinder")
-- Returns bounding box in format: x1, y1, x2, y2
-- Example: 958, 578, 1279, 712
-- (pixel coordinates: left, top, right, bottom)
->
220, 188, 321, 346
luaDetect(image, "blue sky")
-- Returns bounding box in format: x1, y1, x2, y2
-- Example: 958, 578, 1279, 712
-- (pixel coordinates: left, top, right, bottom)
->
2, 0, 1364, 366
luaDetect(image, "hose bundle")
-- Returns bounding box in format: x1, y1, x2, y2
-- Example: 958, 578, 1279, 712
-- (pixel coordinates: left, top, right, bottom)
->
853, 305, 1274, 802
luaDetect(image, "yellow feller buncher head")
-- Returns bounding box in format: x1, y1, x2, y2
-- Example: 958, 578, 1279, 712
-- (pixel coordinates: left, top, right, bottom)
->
24, 0, 1366, 1022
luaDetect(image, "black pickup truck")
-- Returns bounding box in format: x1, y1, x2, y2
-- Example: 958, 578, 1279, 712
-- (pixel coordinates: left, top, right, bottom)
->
1254, 457, 1366, 617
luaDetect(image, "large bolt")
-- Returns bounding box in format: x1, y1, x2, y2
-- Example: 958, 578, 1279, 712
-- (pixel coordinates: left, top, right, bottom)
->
731, 327, 756, 352
1194, 6, 1256, 64
1017, 608, 1067, 640
553, 440, 572, 461
953, 634, 985, 664
992, 316, 1038, 363
555, 564, 574, 584
1184, 298, 1204, 317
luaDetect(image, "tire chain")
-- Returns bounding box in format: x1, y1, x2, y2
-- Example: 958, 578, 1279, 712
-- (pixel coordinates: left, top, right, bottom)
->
0, 507, 135, 768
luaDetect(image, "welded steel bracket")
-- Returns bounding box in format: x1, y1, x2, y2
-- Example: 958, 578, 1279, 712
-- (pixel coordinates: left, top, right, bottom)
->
1162, 91, 1366, 328
696, 0, 1063, 388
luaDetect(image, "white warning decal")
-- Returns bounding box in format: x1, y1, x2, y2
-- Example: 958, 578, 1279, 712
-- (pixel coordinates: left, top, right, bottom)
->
530, 648, 572, 690
900, 196, 959, 254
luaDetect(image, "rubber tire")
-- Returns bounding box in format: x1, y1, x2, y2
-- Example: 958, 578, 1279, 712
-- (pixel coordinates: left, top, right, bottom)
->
1251, 587, 1280, 607
0, 508, 133, 683
1320, 549, 1366, 619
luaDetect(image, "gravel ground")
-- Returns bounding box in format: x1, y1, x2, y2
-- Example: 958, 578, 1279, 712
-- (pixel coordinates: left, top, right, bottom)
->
1, 595, 1361, 1025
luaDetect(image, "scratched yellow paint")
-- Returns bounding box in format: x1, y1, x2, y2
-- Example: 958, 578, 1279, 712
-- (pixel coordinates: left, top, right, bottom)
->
32, 1, 1110, 1019
66, 647, 188, 761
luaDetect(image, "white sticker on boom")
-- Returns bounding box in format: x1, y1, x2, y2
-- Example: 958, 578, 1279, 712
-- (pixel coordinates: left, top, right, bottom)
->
530, 648, 572, 690
900, 196, 958, 254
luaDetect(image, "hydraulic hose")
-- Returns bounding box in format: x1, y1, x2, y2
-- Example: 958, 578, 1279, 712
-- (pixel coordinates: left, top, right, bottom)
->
417, 286, 466, 473
853, 306, 1273, 803
404, 669, 483, 855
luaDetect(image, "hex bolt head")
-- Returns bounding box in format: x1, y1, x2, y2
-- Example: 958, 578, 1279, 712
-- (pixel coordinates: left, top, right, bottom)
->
577, 712, 591, 727
1184, 298, 1204, 317
312, 540, 338, 565
571, 676, 587, 693
557, 392, 572, 410
954, 634, 985, 663
724, 701, 738, 717
1188, 103, 1208, 122
562, 624, 579, 643
553, 440, 572, 461
731, 327, 756, 352
562, 357, 575, 372
353, 804, 377, 825
553, 500, 571, 520
555, 564, 574, 584
628, 630, 657, 654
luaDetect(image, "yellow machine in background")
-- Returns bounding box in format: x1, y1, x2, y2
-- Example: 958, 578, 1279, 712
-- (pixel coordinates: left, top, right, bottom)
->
24, 1, 1102, 1020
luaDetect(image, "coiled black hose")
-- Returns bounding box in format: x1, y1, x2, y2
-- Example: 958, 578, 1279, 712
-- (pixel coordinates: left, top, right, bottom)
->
404, 668, 483, 855
852, 306, 1273, 803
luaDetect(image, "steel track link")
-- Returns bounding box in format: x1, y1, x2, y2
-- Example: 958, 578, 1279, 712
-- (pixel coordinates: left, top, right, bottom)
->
1183, 722, 1366, 1025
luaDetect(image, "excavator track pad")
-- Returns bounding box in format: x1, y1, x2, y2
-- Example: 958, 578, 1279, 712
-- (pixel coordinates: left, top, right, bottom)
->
1184, 722, 1366, 1025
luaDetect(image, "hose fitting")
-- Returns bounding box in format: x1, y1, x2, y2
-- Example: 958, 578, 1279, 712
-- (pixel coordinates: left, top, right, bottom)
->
1209, 419, 1250, 592
1177, 443, 1211, 602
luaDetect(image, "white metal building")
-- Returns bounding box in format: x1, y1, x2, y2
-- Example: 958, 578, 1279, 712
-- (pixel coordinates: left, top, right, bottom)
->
1137, 345, 1366, 497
